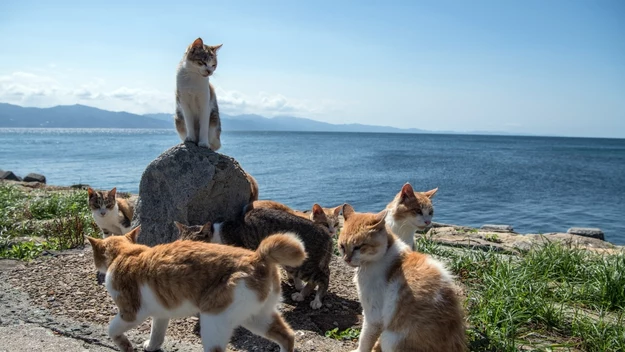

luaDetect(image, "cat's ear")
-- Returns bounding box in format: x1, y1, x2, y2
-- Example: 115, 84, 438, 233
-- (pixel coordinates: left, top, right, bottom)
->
174, 221, 187, 235
87, 187, 94, 197
312, 204, 323, 216
125, 226, 140, 243
342, 203, 355, 221
200, 221, 212, 235
192, 37, 204, 48
109, 187, 117, 198
369, 210, 388, 230
400, 183, 415, 201
210, 44, 223, 52
86, 236, 102, 249
333, 205, 343, 217
422, 187, 438, 199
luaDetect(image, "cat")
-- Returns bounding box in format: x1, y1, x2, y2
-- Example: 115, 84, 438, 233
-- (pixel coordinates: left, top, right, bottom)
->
384, 183, 438, 250
338, 204, 466, 352
86, 226, 305, 352
251, 200, 342, 236
175, 206, 333, 310
174, 37, 222, 150
88, 187, 135, 238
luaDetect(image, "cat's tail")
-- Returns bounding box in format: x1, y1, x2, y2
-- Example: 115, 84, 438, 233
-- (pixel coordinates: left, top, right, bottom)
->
256, 233, 307, 267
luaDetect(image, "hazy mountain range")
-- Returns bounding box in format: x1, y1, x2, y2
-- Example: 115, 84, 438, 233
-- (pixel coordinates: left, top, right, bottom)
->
0, 103, 431, 133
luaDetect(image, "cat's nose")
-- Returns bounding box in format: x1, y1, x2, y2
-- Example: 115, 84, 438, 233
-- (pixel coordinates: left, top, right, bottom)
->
424, 220, 431, 225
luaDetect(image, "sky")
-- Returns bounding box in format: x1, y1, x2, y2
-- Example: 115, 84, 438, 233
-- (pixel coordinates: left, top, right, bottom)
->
0, 0, 624, 138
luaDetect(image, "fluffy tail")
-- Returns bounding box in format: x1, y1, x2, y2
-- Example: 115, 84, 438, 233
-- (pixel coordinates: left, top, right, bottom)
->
256, 233, 307, 267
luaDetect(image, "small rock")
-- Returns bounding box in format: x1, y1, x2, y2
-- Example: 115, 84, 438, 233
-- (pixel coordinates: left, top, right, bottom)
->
480, 224, 514, 233
23, 173, 46, 183
567, 227, 604, 241
0, 170, 21, 181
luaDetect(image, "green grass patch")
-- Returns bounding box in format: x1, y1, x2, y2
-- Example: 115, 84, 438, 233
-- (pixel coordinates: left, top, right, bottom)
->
0, 183, 99, 260
414, 234, 625, 351
324, 327, 360, 341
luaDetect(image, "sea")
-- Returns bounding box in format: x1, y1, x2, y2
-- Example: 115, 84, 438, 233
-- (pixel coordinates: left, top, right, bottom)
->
1, 128, 624, 244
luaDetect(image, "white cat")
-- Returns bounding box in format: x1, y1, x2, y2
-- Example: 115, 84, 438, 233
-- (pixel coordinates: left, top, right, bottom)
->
174, 37, 222, 150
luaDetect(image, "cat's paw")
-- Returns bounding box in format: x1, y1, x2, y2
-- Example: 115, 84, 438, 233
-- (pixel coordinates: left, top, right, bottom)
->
197, 140, 210, 148
310, 298, 323, 310
209, 140, 221, 151
291, 292, 305, 302
142, 339, 162, 351
184, 137, 196, 144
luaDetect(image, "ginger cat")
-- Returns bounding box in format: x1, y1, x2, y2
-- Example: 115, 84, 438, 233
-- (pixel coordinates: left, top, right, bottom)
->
338, 204, 466, 352
87, 187, 135, 238
87, 226, 305, 352
385, 183, 438, 250
252, 200, 342, 236
174, 37, 222, 150
176, 206, 333, 310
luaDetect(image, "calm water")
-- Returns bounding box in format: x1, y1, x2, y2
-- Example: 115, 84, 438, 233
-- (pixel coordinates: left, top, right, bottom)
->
1, 129, 624, 244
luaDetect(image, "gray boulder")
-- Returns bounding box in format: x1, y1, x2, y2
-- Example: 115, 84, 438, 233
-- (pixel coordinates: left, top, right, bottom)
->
567, 227, 604, 241
132, 142, 253, 246
23, 173, 46, 183
0, 171, 21, 181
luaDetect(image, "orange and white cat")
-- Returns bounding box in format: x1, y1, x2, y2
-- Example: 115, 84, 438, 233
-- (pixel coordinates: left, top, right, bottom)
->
338, 204, 466, 352
174, 37, 222, 150
87, 226, 305, 352
385, 183, 438, 250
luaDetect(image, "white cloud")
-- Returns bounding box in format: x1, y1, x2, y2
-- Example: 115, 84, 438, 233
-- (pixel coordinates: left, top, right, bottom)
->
0, 70, 334, 118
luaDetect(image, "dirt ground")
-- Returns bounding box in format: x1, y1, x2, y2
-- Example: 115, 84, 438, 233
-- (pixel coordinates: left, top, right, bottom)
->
1, 246, 361, 351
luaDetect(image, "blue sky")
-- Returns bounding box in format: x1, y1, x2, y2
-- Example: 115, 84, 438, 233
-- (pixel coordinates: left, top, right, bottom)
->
0, 0, 623, 137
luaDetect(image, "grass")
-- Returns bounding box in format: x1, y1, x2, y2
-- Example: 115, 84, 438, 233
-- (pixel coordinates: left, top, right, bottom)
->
414, 234, 625, 351
0, 183, 99, 259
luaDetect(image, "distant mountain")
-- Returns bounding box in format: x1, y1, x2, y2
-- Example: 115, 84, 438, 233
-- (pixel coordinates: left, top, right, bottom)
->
0, 103, 429, 133
0, 103, 171, 129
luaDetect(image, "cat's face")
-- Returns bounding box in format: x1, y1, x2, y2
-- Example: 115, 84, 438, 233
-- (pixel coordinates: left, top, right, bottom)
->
337, 204, 389, 267
310, 204, 342, 236
88, 187, 117, 217
175, 221, 213, 242
87, 226, 140, 273
389, 183, 437, 230
186, 37, 222, 77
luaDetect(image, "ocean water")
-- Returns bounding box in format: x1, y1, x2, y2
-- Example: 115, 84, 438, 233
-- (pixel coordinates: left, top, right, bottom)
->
1, 128, 624, 244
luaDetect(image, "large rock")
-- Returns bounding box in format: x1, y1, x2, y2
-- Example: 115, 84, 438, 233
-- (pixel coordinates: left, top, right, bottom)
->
0, 171, 21, 181
132, 142, 253, 246
23, 173, 46, 183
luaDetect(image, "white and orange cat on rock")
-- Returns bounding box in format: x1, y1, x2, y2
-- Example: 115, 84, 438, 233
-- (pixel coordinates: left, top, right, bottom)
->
174, 37, 223, 150
87, 226, 305, 352
338, 204, 466, 352
384, 183, 438, 250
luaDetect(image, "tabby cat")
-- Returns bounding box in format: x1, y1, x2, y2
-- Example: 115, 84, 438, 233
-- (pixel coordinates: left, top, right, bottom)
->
88, 187, 135, 238
252, 200, 341, 236
338, 204, 466, 352
174, 37, 222, 150
87, 227, 304, 352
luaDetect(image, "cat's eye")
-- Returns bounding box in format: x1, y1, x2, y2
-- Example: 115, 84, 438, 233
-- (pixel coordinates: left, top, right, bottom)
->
414, 209, 422, 215
340, 244, 345, 252
353, 245, 361, 251
429, 210, 433, 216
